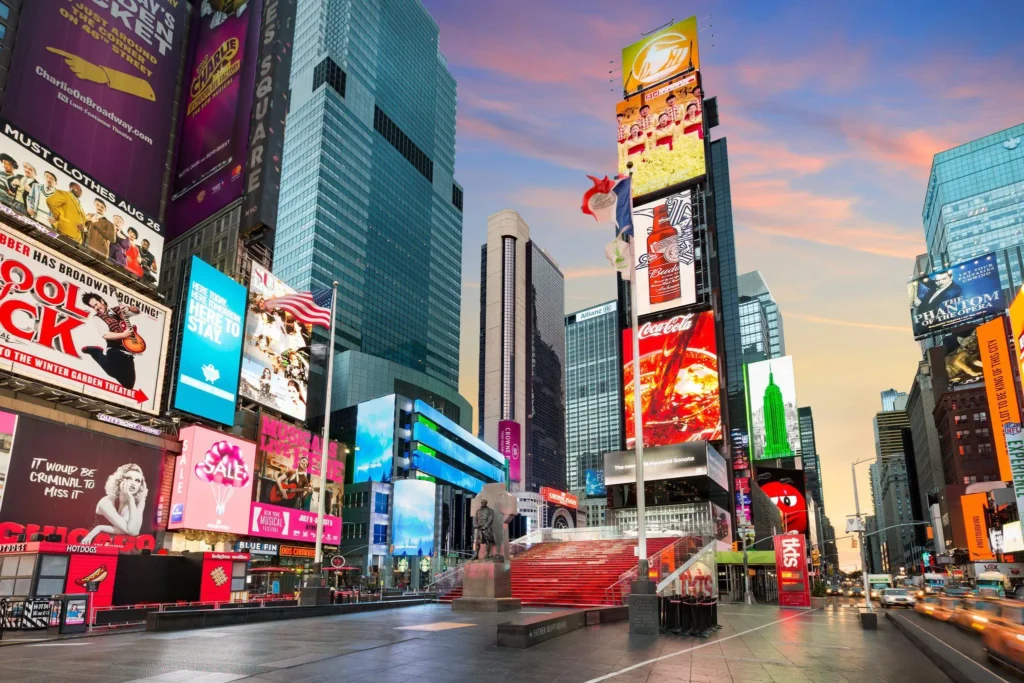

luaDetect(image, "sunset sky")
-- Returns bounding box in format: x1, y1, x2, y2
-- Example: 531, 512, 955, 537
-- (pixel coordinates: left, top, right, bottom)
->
423, 0, 1023, 569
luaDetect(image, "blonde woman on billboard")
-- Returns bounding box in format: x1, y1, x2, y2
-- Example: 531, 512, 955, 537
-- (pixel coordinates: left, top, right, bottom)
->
82, 464, 148, 544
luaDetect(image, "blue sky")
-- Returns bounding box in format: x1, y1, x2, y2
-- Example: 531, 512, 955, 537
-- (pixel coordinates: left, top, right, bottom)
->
423, 0, 1023, 568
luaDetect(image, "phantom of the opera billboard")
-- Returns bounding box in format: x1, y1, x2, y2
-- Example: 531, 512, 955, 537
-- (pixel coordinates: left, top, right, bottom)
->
909, 254, 1003, 339
0, 225, 170, 414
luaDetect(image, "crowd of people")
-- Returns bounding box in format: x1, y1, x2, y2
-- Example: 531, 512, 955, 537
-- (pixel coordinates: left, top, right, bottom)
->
617, 83, 704, 166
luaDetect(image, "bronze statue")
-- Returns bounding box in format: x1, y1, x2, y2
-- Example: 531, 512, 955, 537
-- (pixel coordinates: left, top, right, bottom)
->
473, 498, 498, 560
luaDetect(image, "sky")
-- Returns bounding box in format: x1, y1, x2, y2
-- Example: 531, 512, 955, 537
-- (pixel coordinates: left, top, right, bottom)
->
422, 0, 1024, 570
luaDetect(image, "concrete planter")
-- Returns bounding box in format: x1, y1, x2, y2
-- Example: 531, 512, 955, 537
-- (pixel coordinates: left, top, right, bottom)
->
810, 596, 827, 609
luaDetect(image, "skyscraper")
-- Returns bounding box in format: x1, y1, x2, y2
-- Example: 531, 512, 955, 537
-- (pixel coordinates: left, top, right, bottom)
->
564, 301, 621, 495
873, 404, 918, 572
798, 407, 823, 513
921, 123, 1024, 291
881, 389, 908, 412
738, 271, 785, 365
273, 0, 464, 388
479, 210, 566, 492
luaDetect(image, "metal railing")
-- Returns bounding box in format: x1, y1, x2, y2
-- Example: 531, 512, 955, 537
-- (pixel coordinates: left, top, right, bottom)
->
0, 597, 63, 634
603, 534, 714, 605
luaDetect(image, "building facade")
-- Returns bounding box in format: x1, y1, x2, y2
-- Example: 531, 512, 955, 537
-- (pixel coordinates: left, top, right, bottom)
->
479, 210, 566, 492
798, 407, 823, 513
737, 271, 785, 365
564, 301, 621, 494
881, 389, 908, 413
933, 386, 999, 486
273, 0, 464, 387
907, 361, 944, 536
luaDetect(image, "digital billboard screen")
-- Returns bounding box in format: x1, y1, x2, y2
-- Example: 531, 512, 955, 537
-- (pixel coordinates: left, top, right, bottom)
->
632, 190, 696, 316
392, 479, 435, 557
604, 442, 722, 487
238, 263, 312, 421
173, 257, 246, 425
746, 356, 801, 461
498, 419, 521, 481
254, 414, 344, 516
0, 224, 170, 414
1, 0, 188, 218
617, 72, 704, 201
0, 413, 164, 550
0, 118, 165, 285
354, 395, 396, 483
622, 16, 700, 95
169, 427, 256, 536
585, 469, 606, 497
909, 254, 1003, 339
756, 466, 807, 535
623, 311, 721, 449
942, 327, 984, 387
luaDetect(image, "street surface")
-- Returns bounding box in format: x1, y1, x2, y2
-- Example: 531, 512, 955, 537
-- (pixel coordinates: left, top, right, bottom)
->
0, 603, 947, 682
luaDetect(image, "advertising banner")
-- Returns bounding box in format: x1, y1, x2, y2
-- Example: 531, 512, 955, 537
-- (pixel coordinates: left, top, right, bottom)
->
623, 311, 721, 449
735, 476, 752, 525
239, 263, 311, 420
169, 427, 256, 535
1004, 423, 1024, 516
585, 469, 607, 497
254, 414, 344, 516
756, 466, 808, 535
0, 414, 164, 550
962, 492, 996, 561
713, 502, 732, 551
498, 419, 521, 482
617, 72, 704, 201
942, 327, 984, 386
354, 395, 396, 483
746, 356, 801, 461
978, 317, 1020, 482
622, 16, 700, 95
173, 257, 246, 425
540, 487, 578, 509
239, 0, 297, 245
604, 442, 721, 487
731, 429, 750, 470
0, 224, 170, 413
909, 254, 1003, 339
392, 479, 435, 557
0, 119, 165, 285
632, 190, 696, 316
248, 501, 340, 545
774, 533, 810, 608
541, 487, 579, 529
1, 0, 188, 218
169, 0, 263, 235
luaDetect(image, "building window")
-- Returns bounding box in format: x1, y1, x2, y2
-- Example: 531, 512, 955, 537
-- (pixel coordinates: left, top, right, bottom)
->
452, 184, 463, 212
0, 3, 8, 21
373, 106, 433, 182
313, 56, 346, 97
374, 492, 389, 514
373, 524, 388, 544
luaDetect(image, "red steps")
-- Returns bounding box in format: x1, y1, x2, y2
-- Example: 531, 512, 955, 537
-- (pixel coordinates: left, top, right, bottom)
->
438, 537, 676, 607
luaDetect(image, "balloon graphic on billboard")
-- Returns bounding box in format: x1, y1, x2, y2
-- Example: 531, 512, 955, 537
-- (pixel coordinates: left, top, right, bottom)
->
194, 440, 252, 515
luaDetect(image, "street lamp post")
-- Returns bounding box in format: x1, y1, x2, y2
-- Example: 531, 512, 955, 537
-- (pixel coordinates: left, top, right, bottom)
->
851, 454, 907, 613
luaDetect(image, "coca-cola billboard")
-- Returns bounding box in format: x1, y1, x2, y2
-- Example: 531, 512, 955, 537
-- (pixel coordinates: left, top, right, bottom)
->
624, 310, 721, 449
498, 420, 521, 482
632, 191, 697, 317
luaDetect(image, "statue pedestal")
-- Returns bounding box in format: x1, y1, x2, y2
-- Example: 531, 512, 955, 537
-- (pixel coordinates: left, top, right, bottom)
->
452, 561, 521, 612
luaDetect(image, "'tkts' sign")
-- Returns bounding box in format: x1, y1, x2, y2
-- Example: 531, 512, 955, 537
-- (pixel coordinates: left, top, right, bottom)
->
774, 533, 810, 608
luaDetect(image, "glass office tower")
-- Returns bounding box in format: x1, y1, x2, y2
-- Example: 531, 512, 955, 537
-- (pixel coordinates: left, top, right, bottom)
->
738, 271, 786, 364
274, 0, 464, 388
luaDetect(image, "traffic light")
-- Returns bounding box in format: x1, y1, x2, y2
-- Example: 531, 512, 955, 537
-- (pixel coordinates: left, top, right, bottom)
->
732, 541, 740, 552
851, 537, 858, 549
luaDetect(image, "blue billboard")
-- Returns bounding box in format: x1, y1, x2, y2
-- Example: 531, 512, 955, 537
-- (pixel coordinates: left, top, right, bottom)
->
354, 394, 396, 482
585, 469, 607, 497
173, 257, 246, 425
910, 254, 1003, 339
392, 479, 435, 557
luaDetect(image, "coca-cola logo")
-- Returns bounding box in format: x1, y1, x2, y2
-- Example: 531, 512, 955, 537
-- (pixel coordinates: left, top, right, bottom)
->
637, 314, 695, 340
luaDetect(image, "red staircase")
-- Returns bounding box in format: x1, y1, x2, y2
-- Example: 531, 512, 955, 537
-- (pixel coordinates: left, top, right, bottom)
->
438, 537, 676, 607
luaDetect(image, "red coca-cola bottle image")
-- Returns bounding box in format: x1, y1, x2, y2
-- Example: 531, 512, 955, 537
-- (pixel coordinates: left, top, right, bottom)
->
647, 203, 680, 304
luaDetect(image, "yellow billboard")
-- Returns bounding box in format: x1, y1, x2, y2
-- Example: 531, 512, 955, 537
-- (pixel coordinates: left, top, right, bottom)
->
622, 16, 700, 95
978, 317, 1019, 482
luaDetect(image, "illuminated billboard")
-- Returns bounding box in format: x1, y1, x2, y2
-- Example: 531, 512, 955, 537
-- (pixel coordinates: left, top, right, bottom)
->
585, 469, 606, 497
746, 356, 800, 461
0, 119, 165, 285
1, 0, 188, 217
617, 72, 704, 200
0, 224, 170, 414
169, 427, 257, 535
942, 327, 984, 387
622, 16, 700, 95
392, 479, 435, 557
354, 395, 396, 483
173, 257, 246, 425
755, 466, 807, 535
961, 492, 995, 561
623, 311, 721, 449
632, 190, 696, 316
604, 442, 727, 487
909, 254, 1002, 339
238, 263, 312, 421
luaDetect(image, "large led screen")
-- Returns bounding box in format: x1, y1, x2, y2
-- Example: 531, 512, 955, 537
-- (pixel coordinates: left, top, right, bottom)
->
354, 395, 396, 483
617, 72, 704, 200
585, 469, 607, 497
632, 190, 696, 316
746, 356, 801, 461
623, 311, 721, 449
169, 427, 256, 535
909, 254, 1002, 339
755, 466, 807, 535
622, 16, 700, 95
173, 257, 246, 425
1, 0, 188, 217
0, 223, 170, 414
392, 479, 435, 557
604, 443, 721, 487
941, 327, 983, 387
254, 414, 344, 516
239, 263, 312, 421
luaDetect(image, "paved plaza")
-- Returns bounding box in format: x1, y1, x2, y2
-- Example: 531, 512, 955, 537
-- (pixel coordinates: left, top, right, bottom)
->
0, 603, 948, 683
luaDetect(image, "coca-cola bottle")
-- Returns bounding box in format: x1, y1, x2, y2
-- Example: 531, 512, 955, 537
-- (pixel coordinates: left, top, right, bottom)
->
647, 203, 680, 304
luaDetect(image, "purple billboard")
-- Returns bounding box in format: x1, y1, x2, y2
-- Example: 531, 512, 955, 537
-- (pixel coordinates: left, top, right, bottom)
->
1, 0, 188, 221
498, 420, 521, 482
169, 0, 263, 237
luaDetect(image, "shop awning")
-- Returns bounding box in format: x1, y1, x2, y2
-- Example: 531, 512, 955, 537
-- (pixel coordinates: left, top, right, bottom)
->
249, 567, 298, 573
715, 551, 775, 565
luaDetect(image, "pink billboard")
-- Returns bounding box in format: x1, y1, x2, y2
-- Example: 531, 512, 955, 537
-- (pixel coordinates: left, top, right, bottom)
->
169, 427, 257, 535
248, 501, 341, 545
498, 420, 521, 481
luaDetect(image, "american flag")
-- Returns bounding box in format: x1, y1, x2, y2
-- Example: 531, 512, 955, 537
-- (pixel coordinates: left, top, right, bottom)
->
264, 287, 333, 328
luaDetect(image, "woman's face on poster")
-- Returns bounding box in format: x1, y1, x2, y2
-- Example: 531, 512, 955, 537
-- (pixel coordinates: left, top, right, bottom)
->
124, 469, 143, 495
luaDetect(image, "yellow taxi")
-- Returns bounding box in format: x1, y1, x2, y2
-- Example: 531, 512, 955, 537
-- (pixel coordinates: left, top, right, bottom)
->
914, 595, 956, 622
949, 597, 1003, 634
983, 601, 1024, 672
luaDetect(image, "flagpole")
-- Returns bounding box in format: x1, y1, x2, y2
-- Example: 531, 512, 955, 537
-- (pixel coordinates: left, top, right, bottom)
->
314, 281, 338, 570
628, 244, 649, 579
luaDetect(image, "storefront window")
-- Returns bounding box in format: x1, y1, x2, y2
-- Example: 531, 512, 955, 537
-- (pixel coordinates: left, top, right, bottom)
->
0, 554, 37, 597
36, 555, 69, 597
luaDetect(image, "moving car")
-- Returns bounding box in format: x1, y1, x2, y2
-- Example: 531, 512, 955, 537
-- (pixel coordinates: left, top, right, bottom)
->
851, 586, 864, 598
950, 598, 1003, 633
868, 574, 893, 600
945, 584, 974, 598
915, 596, 956, 621
880, 587, 916, 608
983, 601, 1024, 673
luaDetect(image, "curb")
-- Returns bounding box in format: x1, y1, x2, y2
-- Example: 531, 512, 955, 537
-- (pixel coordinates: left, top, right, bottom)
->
885, 612, 1001, 683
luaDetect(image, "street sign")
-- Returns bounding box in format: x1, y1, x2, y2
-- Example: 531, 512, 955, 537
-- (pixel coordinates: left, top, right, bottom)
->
330, 555, 345, 569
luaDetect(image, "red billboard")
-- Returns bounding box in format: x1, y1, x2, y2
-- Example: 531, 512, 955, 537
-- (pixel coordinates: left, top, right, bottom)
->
774, 533, 810, 608
540, 487, 578, 509
623, 311, 722, 449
